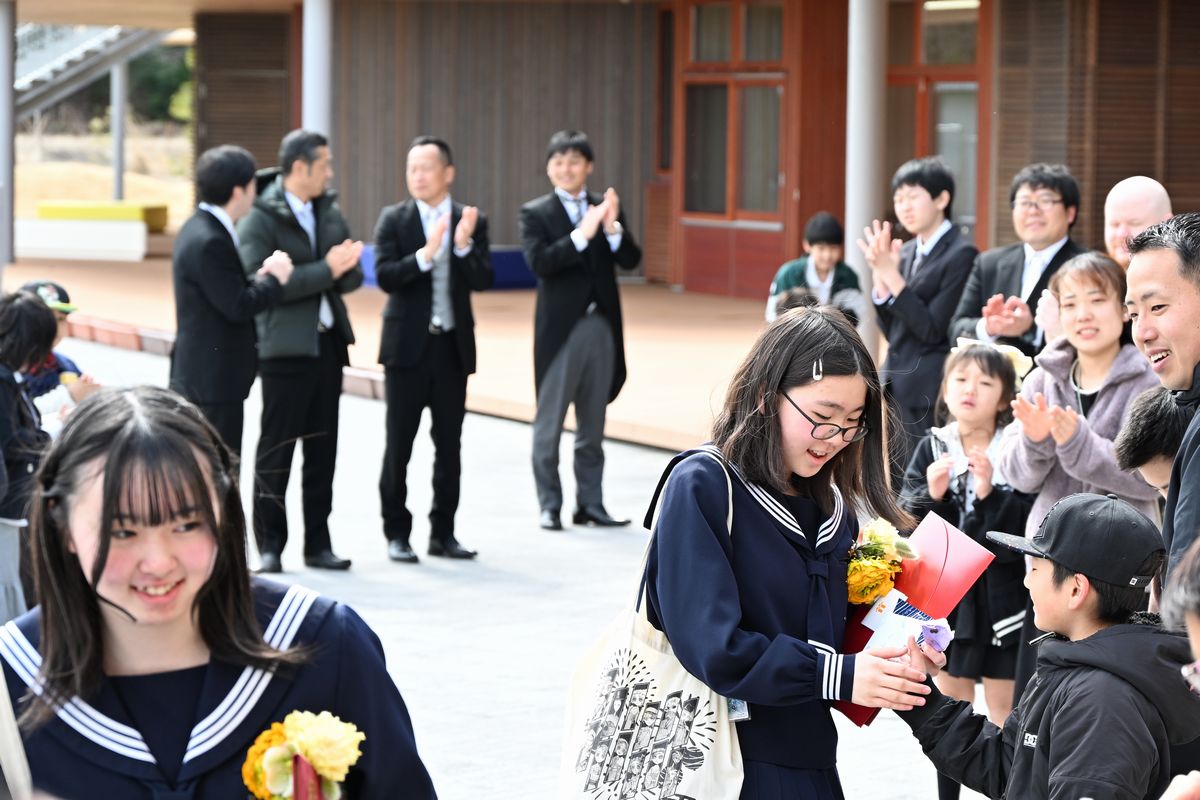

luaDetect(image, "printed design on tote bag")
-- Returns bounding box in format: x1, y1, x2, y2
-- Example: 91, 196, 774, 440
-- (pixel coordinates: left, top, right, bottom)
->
575, 648, 718, 799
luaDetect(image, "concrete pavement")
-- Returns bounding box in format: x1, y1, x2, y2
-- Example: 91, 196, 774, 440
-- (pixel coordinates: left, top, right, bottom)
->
62, 338, 984, 799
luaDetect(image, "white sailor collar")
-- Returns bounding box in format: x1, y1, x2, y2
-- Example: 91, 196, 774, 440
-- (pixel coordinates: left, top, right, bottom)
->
694, 444, 847, 552
0, 582, 330, 784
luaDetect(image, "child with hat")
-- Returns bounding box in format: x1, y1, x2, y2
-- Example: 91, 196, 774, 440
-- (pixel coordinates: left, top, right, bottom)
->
900, 493, 1200, 799
19, 280, 99, 436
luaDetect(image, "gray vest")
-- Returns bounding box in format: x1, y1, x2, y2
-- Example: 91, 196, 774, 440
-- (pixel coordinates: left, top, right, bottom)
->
431, 238, 455, 331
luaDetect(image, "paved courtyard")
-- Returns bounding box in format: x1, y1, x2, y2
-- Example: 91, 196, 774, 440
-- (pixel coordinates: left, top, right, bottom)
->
61, 338, 985, 799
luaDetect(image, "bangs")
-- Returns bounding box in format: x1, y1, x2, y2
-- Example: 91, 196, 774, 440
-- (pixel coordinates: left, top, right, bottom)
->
102, 432, 216, 529
945, 346, 1013, 384
1049, 253, 1126, 301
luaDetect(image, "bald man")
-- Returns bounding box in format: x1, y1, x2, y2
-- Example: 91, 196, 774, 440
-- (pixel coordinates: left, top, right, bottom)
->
1035, 175, 1173, 342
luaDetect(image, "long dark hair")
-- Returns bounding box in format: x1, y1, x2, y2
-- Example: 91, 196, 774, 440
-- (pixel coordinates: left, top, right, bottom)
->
712, 306, 914, 528
22, 386, 303, 729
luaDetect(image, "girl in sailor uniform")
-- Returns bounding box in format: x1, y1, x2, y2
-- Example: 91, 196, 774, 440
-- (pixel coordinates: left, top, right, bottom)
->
0, 386, 437, 799
643, 307, 937, 799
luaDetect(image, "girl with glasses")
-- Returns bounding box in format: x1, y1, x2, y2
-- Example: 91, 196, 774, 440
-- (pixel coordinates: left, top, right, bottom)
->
0, 386, 436, 798
641, 306, 935, 800
898, 341, 1033, 800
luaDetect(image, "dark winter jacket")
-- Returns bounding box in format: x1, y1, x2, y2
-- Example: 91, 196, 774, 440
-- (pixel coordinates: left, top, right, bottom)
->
0, 366, 49, 520
1162, 362, 1200, 583
237, 170, 363, 361
899, 618, 1200, 800
900, 424, 1032, 649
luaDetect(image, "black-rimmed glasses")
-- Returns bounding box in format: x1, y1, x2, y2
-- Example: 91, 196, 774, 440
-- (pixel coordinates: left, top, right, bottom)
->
780, 391, 869, 443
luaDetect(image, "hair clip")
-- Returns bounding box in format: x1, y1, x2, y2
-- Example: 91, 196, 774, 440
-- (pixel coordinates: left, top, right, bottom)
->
812, 358, 824, 382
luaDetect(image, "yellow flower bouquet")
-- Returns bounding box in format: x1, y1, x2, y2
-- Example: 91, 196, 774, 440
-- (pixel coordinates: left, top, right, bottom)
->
243, 711, 365, 800
847, 518, 918, 605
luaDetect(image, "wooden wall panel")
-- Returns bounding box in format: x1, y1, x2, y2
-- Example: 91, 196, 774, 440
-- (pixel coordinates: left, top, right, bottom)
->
730, 228, 786, 300
332, 1, 658, 251
194, 13, 292, 170
681, 226, 733, 295
643, 178, 673, 283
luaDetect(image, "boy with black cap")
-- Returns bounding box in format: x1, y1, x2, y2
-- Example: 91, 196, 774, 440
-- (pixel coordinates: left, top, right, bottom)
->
899, 492, 1200, 800
765, 211, 864, 324
19, 279, 99, 436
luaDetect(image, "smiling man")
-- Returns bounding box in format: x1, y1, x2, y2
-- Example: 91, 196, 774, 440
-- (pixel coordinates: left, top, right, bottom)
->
1126, 212, 1200, 582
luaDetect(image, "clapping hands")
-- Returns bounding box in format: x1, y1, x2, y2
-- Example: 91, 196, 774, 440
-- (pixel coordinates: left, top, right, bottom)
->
1012, 392, 1079, 445
982, 294, 1035, 337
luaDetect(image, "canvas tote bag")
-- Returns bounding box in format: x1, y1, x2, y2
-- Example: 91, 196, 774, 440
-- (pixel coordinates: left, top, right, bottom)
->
560, 449, 744, 799
0, 658, 31, 800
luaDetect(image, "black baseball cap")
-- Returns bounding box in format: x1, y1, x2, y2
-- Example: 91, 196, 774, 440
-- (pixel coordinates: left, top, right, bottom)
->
987, 493, 1164, 589
20, 280, 76, 313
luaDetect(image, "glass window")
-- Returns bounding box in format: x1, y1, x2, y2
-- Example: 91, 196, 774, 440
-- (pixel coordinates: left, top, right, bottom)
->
931, 81, 978, 235
888, 1, 915, 66
922, 0, 978, 65
684, 84, 728, 213
659, 11, 675, 171
738, 86, 780, 212
693, 3, 732, 63
743, 2, 783, 62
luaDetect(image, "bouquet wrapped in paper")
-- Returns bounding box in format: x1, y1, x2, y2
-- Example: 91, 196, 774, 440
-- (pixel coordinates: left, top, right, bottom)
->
243, 711, 365, 800
835, 512, 995, 726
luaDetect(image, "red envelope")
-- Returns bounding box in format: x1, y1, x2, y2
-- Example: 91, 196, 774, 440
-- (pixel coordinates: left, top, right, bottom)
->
833, 512, 996, 726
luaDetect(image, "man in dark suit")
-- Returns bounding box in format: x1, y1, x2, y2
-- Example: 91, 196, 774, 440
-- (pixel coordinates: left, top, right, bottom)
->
519, 130, 642, 532
859, 157, 978, 475
949, 163, 1085, 357
170, 145, 293, 454
238, 129, 364, 574
374, 136, 492, 563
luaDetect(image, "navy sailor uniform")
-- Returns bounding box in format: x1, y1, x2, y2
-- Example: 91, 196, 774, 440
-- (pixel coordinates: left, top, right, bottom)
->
643, 446, 857, 798
0, 578, 437, 799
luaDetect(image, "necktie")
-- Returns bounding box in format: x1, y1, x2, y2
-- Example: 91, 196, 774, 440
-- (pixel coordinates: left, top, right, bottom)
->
296, 204, 316, 255
575, 197, 587, 227
910, 249, 924, 279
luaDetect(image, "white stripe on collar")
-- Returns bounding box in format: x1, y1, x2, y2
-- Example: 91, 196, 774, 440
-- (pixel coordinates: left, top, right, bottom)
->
698, 445, 845, 546
0, 584, 320, 765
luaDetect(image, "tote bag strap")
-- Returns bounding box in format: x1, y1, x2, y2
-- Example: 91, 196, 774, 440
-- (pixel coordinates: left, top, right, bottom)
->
0, 660, 32, 800
636, 448, 734, 612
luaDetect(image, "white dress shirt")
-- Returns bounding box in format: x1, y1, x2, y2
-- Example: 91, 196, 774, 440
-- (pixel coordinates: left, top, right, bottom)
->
555, 187, 622, 253
284, 190, 335, 330
197, 202, 239, 248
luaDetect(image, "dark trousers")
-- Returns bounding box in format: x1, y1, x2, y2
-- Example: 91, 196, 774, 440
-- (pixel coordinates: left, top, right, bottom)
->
194, 400, 245, 457
380, 333, 468, 544
253, 332, 345, 557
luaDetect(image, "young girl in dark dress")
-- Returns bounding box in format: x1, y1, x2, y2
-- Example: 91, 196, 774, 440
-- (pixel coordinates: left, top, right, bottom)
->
0, 386, 437, 799
643, 307, 936, 800
899, 342, 1033, 800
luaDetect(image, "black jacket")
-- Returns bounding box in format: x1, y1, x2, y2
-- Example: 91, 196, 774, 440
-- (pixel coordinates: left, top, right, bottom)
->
1162, 362, 1200, 583
372, 199, 493, 374
237, 170, 362, 361
0, 367, 48, 520
900, 619, 1200, 800
519, 192, 641, 403
876, 225, 977, 428
170, 209, 283, 403
899, 430, 1032, 649
949, 239, 1084, 357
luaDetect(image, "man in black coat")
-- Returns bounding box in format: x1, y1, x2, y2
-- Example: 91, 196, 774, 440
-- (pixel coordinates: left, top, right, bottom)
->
374, 136, 492, 563
170, 145, 293, 454
859, 157, 977, 475
520, 131, 642, 532
949, 163, 1084, 358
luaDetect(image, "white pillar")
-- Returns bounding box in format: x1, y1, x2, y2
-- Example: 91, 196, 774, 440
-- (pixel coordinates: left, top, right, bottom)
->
301, 0, 332, 137
843, 0, 887, 354
0, 0, 14, 268
111, 61, 127, 201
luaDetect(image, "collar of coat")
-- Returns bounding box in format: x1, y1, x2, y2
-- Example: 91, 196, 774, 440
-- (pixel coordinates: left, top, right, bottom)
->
0, 581, 333, 782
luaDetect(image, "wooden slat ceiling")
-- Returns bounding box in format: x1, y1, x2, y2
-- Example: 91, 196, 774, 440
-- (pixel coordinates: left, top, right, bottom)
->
17, 0, 648, 30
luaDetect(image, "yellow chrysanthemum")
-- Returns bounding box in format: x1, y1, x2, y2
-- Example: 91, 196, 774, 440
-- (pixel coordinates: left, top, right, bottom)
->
847, 556, 901, 605
283, 710, 366, 783
242, 722, 287, 800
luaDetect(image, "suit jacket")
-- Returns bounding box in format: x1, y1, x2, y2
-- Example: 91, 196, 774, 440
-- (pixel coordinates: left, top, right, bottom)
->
170, 209, 283, 403
876, 224, 977, 424
373, 199, 493, 373
519, 192, 642, 402
949, 238, 1084, 357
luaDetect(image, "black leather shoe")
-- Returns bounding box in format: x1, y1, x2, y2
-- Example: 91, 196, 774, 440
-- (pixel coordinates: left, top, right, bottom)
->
428, 536, 478, 559
256, 551, 282, 574
540, 510, 563, 531
573, 505, 631, 527
387, 540, 419, 564
303, 550, 352, 570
